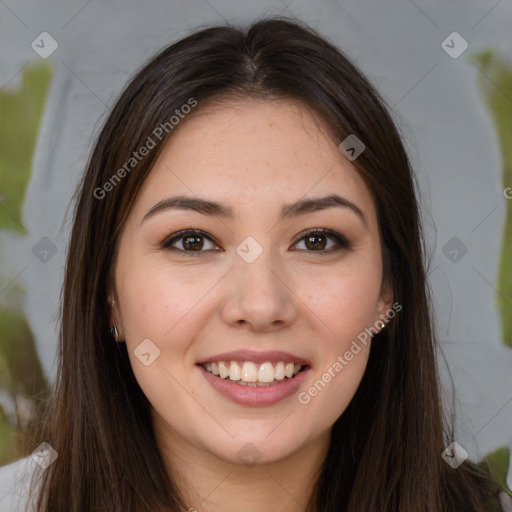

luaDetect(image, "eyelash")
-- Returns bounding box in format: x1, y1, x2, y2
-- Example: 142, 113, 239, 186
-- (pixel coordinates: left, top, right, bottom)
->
160, 228, 352, 255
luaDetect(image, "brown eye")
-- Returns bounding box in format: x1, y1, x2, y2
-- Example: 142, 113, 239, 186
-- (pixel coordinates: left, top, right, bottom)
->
293, 229, 351, 253
162, 230, 220, 253
161, 228, 351, 256
304, 233, 327, 250
181, 234, 204, 251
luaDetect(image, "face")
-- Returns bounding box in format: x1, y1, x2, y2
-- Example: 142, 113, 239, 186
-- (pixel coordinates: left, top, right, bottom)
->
109, 98, 393, 468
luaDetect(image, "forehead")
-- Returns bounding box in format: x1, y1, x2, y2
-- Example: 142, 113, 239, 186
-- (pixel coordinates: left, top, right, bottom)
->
159, 97, 342, 168
131, 98, 376, 224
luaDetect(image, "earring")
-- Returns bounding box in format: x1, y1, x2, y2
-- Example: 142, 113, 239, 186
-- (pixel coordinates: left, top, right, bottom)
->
109, 324, 120, 338
379, 321, 386, 330
109, 297, 120, 340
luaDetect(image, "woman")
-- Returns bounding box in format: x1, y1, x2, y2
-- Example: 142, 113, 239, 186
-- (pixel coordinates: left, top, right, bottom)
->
18, 15, 507, 511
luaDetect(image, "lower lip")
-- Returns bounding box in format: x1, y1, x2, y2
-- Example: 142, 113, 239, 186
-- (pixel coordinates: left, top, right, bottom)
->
198, 365, 310, 406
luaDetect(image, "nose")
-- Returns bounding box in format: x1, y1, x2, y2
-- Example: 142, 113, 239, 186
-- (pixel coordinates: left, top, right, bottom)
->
220, 248, 297, 332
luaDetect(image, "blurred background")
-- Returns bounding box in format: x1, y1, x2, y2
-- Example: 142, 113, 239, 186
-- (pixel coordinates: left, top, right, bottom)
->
0, 0, 511, 499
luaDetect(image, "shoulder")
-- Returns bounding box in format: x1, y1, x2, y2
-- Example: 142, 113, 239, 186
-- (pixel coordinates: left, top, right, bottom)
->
0, 455, 40, 512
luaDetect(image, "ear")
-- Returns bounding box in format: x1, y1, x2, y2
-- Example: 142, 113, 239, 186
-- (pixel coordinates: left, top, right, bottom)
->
107, 290, 114, 319
375, 278, 394, 327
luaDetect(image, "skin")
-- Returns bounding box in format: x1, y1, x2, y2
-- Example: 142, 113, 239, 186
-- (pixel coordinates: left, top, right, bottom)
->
109, 98, 393, 512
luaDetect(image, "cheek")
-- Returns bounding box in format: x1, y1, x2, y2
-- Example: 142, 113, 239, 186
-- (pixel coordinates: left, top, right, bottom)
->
296, 257, 382, 420
116, 264, 204, 409
299, 273, 376, 424
307, 263, 382, 342
117, 257, 207, 340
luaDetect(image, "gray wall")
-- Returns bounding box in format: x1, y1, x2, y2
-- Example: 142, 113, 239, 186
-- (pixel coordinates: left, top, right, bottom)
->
1, 0, 511, 488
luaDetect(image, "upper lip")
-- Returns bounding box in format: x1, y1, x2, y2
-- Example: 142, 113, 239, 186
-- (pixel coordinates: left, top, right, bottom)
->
196, 349, 311, 367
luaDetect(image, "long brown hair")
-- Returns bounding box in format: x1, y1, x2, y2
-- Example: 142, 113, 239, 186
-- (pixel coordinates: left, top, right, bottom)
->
27, 16, 503, 511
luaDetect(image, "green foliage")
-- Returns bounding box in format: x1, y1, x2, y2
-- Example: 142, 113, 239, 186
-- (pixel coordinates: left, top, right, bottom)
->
0, 307, 50, 466
480, 446, 512, 497
0, 63, 52, 232
0, 62, 52, 465
473, 49, 512, 348
473, 47, 512, 508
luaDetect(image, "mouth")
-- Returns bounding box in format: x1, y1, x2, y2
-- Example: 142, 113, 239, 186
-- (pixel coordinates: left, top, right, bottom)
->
199, 360, 309, 387
196, 350, 312, 406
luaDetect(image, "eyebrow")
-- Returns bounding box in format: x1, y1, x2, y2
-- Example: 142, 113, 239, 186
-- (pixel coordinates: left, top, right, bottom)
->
141, 194, 367, 227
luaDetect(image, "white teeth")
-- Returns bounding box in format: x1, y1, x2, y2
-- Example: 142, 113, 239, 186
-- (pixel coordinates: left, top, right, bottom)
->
258, 362, 275, 383
228, 362, 241, 381
218, 361, 229, 379
274, 362, 285, 380
241, 362, 258, 382
202, 360, 305, 384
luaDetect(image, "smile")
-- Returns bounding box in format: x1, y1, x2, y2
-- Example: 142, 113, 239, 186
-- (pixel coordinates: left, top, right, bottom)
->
202, 360, 306, 386
198, 361, 310, 406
